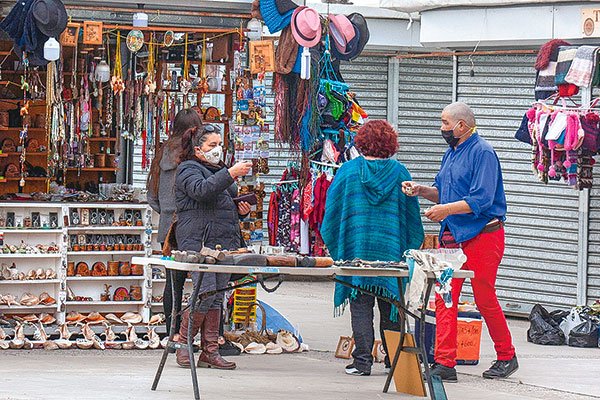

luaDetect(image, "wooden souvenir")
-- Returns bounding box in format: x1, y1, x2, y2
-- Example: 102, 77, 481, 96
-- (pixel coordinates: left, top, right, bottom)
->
107, 261, 120, 276
83, 21, 103, 45
113, 287, 130, 301
249, 40, 275, 74
130, 285, 142, 301
76, 262, 90, 277
131, 264, 143, 276
335, 336, 354, 359
80, 208, 90, 226
60, 22, 80, 47
92, 262, 108, 276
67, 262, 75, 277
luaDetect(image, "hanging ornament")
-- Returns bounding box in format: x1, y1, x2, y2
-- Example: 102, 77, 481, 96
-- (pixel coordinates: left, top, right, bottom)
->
111, 31, 125, 94
144, 34, 157, 95
126, 30, 144, 53
164, 31, 174, 47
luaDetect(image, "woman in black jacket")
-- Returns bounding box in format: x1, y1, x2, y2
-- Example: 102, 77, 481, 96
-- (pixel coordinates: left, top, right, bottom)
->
147, 108, 203, 337
174, 124, 252, 369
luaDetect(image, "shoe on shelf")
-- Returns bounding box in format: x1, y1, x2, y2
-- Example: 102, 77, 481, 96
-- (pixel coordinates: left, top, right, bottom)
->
429, 363, 457, 382
345, 366, 371, 376
482, 356, 519, 379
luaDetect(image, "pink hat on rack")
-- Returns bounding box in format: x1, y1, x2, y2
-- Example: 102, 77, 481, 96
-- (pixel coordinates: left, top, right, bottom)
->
328, 14, 356, 53
291, 6, 322, 48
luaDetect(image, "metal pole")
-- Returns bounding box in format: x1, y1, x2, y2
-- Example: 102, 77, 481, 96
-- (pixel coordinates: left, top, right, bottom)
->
387, 57, 400, 129
577, 87, 592, 306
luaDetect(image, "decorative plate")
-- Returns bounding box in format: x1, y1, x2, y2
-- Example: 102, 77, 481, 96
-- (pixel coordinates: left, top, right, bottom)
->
126, 30, 144, 53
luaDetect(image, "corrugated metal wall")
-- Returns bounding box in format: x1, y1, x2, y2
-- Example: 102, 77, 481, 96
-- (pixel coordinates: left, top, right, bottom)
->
456, 54, 579, 311
397, 53, 581, 312
587, 176, 600, 302
396, 57, 454, 235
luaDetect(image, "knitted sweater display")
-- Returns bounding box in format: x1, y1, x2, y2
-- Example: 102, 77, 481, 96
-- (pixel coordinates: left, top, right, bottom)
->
321, 157, 424, 320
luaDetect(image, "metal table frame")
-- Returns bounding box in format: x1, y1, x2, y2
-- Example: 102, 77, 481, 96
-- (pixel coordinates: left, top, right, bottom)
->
132, 257, 473, 400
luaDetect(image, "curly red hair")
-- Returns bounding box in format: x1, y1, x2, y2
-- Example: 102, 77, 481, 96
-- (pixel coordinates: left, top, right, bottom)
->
354, 120, 399, 158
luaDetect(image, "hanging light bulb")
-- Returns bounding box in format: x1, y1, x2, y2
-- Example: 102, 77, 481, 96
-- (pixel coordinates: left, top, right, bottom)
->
246, 18, 263, 41
43, 38, 60, 61
95, 60, 111, 83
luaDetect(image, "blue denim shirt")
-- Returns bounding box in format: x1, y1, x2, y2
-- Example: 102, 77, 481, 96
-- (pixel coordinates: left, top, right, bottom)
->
433, 133, 507, 243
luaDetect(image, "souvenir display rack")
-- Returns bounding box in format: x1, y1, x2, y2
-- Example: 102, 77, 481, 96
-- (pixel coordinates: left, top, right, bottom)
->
0, 202, 171, 324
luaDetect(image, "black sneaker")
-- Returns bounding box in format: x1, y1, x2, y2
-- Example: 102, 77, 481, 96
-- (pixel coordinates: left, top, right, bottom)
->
429, 363, 457, 382
482, 356, 519, 379
345, 366, 371, 376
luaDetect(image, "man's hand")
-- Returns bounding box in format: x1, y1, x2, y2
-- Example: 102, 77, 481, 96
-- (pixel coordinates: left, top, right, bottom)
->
424, 204, 450, 222
402, 181, 422, 197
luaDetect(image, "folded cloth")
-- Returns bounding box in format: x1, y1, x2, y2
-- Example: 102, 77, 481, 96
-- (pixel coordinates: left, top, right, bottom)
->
565, 46, 599, 87
555, 46, 578, 85
535, 62, 558, 99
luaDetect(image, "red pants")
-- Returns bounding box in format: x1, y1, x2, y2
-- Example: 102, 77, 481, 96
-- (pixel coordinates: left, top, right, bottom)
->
434, 227, 515, 368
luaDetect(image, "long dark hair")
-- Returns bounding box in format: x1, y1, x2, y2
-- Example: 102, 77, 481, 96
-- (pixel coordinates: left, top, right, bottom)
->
147, 108, 202, 196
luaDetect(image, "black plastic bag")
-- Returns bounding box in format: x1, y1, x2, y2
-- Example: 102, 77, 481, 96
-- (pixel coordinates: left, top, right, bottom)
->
527, 304, 566, 345
568, 320, 599, 348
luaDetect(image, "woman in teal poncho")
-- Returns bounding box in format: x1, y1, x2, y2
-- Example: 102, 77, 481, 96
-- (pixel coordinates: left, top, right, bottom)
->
321, 120, 424, 376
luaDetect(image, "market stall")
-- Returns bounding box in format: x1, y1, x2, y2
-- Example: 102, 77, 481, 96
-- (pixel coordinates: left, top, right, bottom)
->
0, 0, 273, 346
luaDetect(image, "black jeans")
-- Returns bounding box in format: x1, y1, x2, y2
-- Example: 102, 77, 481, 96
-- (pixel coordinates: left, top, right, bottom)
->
349, 292, 401, 373
163, 269, 188, 336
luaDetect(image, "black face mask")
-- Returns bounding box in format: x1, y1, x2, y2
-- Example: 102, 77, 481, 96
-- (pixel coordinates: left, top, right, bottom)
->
441, 129, 459, 147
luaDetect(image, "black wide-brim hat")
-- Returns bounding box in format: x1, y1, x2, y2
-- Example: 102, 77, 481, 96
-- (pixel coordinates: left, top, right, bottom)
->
347, 13, 369, 61
32, 0, 68, 38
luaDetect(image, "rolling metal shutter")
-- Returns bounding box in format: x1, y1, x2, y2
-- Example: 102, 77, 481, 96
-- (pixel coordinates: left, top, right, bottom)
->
455, 54, 579, 312
396, 56, 454, 235
587, 176, 600, 302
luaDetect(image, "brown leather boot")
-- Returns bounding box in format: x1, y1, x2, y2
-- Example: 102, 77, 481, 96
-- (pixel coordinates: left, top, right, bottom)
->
197, 309, 236, 370
176, 309, 206, 368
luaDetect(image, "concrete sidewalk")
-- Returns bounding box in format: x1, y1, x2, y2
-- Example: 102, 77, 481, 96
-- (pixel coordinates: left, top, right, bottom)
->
0, 281, 598, 400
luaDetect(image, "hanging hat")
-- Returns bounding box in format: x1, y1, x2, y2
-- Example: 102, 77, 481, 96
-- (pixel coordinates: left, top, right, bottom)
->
347, 13, 369, 60
31, 0, 67, 38
291, 6, 322, 48
331, 24, 360, 61
328, 14, 355, 54
260, 0, 294, 34
0, 0, 35, 44
275, 25, 300, 74
276, 0, 298, 15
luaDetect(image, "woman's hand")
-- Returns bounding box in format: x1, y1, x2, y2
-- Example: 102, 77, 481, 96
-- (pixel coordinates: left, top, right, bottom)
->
237, 201, 251, 216
228, 161, 252, 178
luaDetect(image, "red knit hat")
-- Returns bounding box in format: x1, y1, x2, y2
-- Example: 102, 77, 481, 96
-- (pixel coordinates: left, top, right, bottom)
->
535, 39, 571, 71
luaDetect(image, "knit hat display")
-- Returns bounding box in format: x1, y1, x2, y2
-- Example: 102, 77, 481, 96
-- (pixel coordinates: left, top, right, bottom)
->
535, 39, 571, 71
260, 0, 294, 34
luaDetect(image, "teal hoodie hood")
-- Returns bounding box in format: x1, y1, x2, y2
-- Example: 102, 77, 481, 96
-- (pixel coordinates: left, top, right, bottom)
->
359, 157, 403, 205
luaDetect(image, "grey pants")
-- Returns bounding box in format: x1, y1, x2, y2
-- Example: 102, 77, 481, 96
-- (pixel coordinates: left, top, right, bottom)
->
350, 292, 401, 373
191, 272, 231, 312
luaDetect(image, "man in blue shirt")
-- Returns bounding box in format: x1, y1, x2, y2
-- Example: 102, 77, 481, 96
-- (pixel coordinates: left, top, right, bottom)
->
402, 102, 518, 382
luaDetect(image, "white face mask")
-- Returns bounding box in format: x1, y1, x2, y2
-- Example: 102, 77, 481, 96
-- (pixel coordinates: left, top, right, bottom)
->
201, 145, 223, 164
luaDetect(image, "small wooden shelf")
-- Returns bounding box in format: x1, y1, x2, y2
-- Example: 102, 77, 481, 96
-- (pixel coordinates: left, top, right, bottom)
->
87, 137, 117, 142
66, 301, 144, 306
0, 127, 46, 133
1, 152, 48, 156
67, 226, 146, 232
0, 304, 57, 310
5, 177, 52, 181
0, 279, 60, 285
0, 253, 60, 258
0, 229, 62, 233
67, 276, 144, 281
66, 168, 118, 172
67, 251, 146, 256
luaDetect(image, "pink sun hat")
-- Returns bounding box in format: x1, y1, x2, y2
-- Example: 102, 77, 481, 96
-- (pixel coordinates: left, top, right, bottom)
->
328, 14, 355, 54
291, 6, 322, 48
